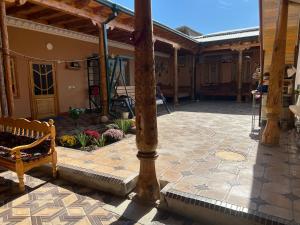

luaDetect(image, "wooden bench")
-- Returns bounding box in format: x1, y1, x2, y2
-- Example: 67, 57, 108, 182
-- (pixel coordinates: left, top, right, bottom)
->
0, 118, 57, 192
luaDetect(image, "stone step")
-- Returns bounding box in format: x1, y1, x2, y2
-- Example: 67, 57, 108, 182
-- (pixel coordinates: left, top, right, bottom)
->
160, 184, 290, 225
40, 163, 138, 197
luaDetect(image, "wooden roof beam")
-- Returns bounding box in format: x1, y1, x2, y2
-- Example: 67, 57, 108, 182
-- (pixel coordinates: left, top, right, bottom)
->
78, 27, 96, 33
202, 42, 260, 52
25, 0, 106, 23
73, 0, 91, 9
26, 8, 59, 19
6, 2, 36, 14
47, 14, 78, 24
64, 20, 90, 28
6, 0, 195, 52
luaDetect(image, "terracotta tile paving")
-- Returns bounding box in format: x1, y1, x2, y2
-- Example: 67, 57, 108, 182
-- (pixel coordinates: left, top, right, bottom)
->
0, 169, 200, 224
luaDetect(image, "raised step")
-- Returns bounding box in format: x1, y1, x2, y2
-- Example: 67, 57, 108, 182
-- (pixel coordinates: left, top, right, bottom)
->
160, 184, 290, 225
40, 163, 138, 197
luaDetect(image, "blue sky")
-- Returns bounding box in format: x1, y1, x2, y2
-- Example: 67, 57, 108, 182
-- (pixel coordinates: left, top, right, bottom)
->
111, 0, 259, 34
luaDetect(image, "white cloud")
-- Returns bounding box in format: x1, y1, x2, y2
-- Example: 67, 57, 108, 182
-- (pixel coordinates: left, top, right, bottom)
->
218, 0, 232, 9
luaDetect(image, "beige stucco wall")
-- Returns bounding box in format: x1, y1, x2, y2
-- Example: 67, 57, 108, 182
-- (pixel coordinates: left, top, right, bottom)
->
8, 26, 134, 118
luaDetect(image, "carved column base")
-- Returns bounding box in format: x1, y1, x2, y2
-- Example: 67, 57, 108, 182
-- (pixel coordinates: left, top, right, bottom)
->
135, 151, 160, 203
261, 115, 280, 146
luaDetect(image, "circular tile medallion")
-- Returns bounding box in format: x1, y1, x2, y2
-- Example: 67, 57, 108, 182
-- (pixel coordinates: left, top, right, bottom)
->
215, 151, 246, 161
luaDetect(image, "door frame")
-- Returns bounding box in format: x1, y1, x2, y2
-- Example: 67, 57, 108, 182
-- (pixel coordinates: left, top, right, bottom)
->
29, 61, 59, 119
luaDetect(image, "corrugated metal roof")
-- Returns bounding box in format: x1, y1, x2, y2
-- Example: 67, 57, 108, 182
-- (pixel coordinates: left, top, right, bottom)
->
195, 27, 259, 43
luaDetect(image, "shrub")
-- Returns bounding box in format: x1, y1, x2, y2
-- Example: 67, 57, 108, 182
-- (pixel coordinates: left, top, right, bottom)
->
59, 135, 77, 147
68, 107, 85, 125
114, 119, 132, 134
84, 129, 100, 139
92, 135, 106, 147
103, 129, 124, 143
76, 133, 90, 148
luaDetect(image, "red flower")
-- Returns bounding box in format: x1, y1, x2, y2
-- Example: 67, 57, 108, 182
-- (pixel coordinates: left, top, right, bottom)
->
84, 130, 100, 139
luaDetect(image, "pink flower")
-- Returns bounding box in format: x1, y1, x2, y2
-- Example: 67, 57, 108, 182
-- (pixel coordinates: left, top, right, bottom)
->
103, 129, 124, 142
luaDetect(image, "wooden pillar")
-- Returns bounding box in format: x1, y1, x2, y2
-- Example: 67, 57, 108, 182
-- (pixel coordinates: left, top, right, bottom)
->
191, 55, 196, 100
173, 47, 179, 105
237, 49, 243, 102
134, 0, 160, 203
98, 23, 109, 116
0, 0, 14, 117
0, 44, 7, 116
262, 0, 289, 145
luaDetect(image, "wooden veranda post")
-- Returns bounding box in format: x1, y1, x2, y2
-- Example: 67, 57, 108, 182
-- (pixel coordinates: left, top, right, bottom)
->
173, 46, 179, 105
0, 0, 14, 117
98, 23, 109, 117
0, 43, 7, 116
134, 0, 160, 202
191, 54, 196, 100
237, 49, 243, 102
262, 0, 289, 145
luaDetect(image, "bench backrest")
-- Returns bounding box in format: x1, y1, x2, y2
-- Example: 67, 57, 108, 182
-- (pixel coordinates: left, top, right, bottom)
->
116, 86, 135, 100
0, 118, 55, 140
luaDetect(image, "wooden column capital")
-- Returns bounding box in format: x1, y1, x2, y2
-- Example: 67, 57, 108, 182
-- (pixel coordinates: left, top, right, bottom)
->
230, 43, 250, 52
172, 44, 180, 50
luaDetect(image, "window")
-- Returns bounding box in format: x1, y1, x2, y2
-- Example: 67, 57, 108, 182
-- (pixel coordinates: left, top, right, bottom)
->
10, 57, 19, 97
32, 63, 54, 96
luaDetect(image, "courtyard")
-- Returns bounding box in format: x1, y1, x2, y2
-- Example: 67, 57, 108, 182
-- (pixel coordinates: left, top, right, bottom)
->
6, 101, 294, 224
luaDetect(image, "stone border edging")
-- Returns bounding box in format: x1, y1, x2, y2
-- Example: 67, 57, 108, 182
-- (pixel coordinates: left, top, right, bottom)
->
160, 184, 292, 225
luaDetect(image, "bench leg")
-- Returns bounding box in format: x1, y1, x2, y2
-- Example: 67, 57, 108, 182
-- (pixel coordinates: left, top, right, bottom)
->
15, 160, 25, 192
52, 150, 57, 178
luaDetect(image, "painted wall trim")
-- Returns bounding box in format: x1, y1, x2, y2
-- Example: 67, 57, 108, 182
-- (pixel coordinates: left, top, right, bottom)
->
6, 16, 134, 51
7, 16, 170, 58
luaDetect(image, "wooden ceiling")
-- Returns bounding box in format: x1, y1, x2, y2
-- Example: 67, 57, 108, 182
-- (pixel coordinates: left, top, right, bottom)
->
262, 0, 300, 71
4, 0, 199, 53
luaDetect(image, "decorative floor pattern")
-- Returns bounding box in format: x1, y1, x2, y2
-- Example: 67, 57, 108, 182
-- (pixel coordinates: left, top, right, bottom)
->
15, 101, 300, 223
0, 170, 200, 225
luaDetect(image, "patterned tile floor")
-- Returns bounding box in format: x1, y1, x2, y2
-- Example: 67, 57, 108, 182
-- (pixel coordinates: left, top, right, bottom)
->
3, 101, 299, 224
0, 169, 200, 224
54, 101, 300, 223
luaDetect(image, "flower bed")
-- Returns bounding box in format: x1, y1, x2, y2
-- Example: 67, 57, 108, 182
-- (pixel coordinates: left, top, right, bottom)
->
57, 118, 136, 151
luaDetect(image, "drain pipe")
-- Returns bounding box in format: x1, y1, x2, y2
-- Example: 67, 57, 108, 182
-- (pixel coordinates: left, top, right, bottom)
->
101, 4, 119, 112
